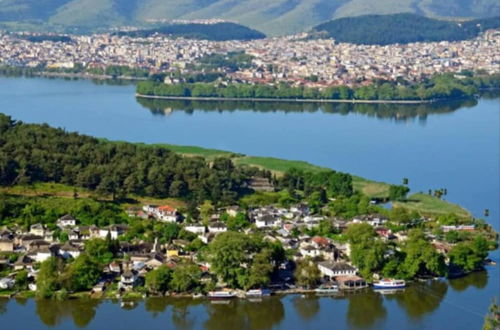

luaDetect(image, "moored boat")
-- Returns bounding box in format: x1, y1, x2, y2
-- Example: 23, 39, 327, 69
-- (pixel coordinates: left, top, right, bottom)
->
207, 291, 237, 299
373, 279, 406, 289
314, 284, 339, 294
246, 289, 272, 297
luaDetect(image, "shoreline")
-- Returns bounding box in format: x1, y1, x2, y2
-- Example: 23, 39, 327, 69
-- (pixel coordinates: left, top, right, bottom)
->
135, 93, 437, 104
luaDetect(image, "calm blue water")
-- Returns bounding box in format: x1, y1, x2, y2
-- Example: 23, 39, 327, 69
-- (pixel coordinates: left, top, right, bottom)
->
0, 76, 498, 329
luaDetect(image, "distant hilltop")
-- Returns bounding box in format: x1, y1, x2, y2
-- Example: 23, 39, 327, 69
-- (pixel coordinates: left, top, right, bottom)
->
0, 0, 499, 35
311, 13, 500, 45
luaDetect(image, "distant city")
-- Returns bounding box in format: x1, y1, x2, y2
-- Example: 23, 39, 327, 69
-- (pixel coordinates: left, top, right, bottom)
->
1, 28, 499, 87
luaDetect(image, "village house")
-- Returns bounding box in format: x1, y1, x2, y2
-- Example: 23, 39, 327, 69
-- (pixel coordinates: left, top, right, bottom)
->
56, 214, 77, 228
441, 225, 476, 232
59, 242, 82, 259
255, 214, 279, 228
207, 222, 227, 233
185, 223, 206, 235
352, 214, 388, 227
0, 238, 14, 252
143, 205, 181, 223
119, 265, 138, 290
30, 224, 45, 237
99, 224, 128, 239
226, 206, 243, 217
318, 261, 357, 279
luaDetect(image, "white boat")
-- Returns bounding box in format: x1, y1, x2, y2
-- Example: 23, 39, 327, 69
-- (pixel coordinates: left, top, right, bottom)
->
315, 284, 339, 294
207, 291, 237, 299
246, 289, 272, 297
373, 279, 406, 289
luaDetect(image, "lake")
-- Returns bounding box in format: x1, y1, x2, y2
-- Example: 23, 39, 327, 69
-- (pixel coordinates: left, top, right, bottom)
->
0, 76, 498, 329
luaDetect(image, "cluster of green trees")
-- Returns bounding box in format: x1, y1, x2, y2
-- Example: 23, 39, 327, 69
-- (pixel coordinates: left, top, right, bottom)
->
208, 232, 285, 289
17, 35, 73, 43
146, 263, 202, 294
114, 23, 266, 41
0, 114, 270, 204
194, 51, 254, 72
312, 13, 500, 45
344, 224, 447, 280
279, 168, 353, 199
0, 193, 127, 229
86, 65, 150, 78
137, 73, 500, 101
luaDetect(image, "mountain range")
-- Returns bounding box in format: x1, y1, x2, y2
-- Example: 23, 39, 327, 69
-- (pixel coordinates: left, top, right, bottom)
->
0, 0, 499, 35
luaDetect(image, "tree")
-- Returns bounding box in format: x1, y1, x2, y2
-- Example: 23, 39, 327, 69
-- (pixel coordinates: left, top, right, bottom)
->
448, 243, 483, 272
401, 229, 446, 278
248, 249, 274, 289
170, 263, 202, 292
84, 239, 114, 264
37, 257, 63, 298
209, 232, 252, 288
145, 265, 172, 294
199, 200, 215, 224
63, 253, 101, 292
294, 259, 320, 288
15, 270, 29, 290
389, 185, 410, 201
344, 223, 376, 245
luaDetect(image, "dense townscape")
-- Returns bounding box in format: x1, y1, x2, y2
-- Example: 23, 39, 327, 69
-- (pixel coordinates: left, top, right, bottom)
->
0, 28, 499, 87
0, 114, 497, 300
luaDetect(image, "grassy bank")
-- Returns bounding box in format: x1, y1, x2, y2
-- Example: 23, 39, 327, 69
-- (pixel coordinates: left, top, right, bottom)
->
393, 193, 471, 218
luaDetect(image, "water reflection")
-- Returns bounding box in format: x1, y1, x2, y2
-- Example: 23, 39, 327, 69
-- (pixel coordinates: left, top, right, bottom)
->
391, 281, 448, 320
346, 290, 387, 328
448, 270, 488, 291
204, 297, 285, 330
35, 298, 101, 328
0, 271, 491, 329
135, 97, 479, 123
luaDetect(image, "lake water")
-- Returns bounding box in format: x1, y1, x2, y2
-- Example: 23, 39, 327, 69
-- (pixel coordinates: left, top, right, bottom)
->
0, 76, 498, 329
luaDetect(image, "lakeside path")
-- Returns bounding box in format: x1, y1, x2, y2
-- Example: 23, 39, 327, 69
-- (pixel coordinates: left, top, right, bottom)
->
135, 93, 435, 104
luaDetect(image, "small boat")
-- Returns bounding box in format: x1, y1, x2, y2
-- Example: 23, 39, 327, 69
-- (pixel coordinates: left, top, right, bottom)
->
192, 293, 204, 299
246, 289, 272, 297
315, 284, 339, 294
207, 291, 237, 299
373, 279, 406, 289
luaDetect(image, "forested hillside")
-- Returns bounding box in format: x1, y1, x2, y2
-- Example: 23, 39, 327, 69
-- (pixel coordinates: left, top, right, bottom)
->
0, 114, 354, 204
312, 14, 500, 45
114, 22, 265, 41
0, 0, 499, 35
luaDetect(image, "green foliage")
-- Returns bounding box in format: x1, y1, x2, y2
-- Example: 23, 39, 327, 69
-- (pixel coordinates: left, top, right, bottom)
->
0, 114, 268, 205
115, 23, 266, 41
170, 263, 202, 292
36, 257, 63, 299
401, 229, 447, 278
62, 253, 101, 292
84, 239, 116, 265
389, 185, 410, 201
145, 265, 172, 294
345, 223, 386, 279
294, 259, 320, 288
15, 270, 29, 290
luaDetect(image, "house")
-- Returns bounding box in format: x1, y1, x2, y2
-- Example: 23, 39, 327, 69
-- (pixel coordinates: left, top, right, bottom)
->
248, 177, 275, 192
30, 224, 45, 236
227, 206, 243, 217
14, 255, 33, 270
255, 214, 278, 228
33, 246, 54, 262
337, 275, 367, 289
57, 214, 77, 227
441, 225, 476, 233
318, 261, 357, 279
156, 205, 181, 223
120, 265, 138, 290
299, 245, 322, 258
0, 278, 15, 289
208, 222, 227, 233
59, 242, 81, 259
352, 214, 388, 227
107, 261, 121, 274
185, 223, 206, 235
0, 239, 14, 252
146, 254, 164, 269
375, 227, 395, 240
99, 225, 128, 239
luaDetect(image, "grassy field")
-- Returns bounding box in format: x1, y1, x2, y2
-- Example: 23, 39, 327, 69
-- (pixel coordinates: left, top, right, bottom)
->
234, 156, 326, 174
393, 193, 471, 218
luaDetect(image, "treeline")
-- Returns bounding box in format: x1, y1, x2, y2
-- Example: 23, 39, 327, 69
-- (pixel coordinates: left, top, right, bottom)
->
312, 13, 500, 45
137, 73, 500, 101
0, 64, 150, 78
114, 23, 266, 41
0, 114, 354, 205
0, 114, 263, 204
17, 34, 73, 43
